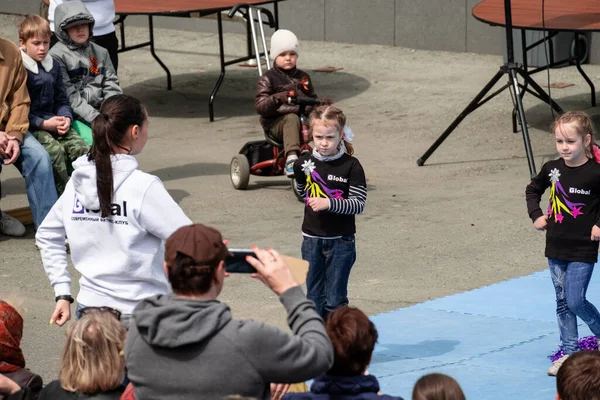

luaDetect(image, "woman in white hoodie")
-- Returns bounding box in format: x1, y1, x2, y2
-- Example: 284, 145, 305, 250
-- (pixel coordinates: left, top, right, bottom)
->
36, 94, 192, 327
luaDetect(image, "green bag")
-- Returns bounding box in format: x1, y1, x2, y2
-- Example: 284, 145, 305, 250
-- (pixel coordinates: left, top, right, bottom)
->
72, 120, 93, 146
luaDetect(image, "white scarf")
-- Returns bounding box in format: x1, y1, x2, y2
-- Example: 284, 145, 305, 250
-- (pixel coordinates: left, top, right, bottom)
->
20, 49, 53, 74
312, 143, 346, 162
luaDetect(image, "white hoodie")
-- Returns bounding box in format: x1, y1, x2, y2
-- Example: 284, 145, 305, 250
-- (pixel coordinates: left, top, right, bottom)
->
36, 155, 192, 314
49, 0, 116, 36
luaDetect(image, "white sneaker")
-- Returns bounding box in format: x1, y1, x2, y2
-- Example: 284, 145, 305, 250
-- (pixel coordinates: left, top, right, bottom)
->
547, 354, 569, 376
0, 211, 26, 237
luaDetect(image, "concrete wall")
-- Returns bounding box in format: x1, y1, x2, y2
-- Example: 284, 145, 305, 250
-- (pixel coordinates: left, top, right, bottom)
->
3, 0, 600, 63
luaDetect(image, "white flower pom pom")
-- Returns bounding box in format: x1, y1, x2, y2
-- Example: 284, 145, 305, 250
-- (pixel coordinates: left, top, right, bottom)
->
343, 126, 354, 142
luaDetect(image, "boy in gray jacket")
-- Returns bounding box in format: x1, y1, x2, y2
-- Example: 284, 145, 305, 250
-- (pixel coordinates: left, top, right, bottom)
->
49, 0, 121, 145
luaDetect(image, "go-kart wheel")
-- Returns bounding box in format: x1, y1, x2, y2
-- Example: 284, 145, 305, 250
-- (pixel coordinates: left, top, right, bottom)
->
231, 154, 250, 190
291, 177, 305, 203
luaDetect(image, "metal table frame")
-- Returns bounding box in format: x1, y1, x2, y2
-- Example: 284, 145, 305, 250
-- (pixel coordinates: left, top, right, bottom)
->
114, 2, 281, 121
417, 0, 600, 176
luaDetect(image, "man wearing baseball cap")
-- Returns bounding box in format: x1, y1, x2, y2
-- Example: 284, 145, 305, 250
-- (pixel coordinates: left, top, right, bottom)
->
125, 224, 333, 400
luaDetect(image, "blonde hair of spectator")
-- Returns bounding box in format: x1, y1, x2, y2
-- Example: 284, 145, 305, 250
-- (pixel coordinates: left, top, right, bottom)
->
59, 312, 126, 393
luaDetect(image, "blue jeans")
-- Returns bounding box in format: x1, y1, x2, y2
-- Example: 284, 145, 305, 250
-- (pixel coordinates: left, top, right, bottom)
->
302, 235, 356, 317
13, 132, 57, 228
548, 258, 600, 354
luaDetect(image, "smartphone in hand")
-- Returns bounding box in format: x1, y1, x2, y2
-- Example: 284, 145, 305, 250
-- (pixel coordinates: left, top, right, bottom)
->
225, 249, 258, 274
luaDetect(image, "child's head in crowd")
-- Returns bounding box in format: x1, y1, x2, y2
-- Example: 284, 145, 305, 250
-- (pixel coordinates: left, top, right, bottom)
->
270, 29, 299, 70
55, 1, 94, 45
59, 311, 126, 393
412, 373, 465, 400
18, 15, 51, 62
90, 94, 148, 218
66, 21, 92, 45
164, 224, 230, 297
0, 300, 25, 370
310, 105, 354, 156
556, 350, 600, 400
326, 306, 377, 376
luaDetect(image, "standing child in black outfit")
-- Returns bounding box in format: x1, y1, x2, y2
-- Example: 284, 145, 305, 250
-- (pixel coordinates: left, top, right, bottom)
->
293, 105, 366, 317
526, 111, 600, 376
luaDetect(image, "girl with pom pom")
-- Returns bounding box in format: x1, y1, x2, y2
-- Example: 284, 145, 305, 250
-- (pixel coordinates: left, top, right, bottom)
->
292, 105, 366, 318
526, 111, 600, 376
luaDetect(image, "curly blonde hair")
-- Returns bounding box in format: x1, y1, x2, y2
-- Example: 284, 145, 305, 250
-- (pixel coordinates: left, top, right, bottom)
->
59, 312, 126, 393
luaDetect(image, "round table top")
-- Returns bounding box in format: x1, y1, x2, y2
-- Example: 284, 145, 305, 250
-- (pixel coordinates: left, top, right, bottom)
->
44, 0, 282, 15
473, 0, 600, 32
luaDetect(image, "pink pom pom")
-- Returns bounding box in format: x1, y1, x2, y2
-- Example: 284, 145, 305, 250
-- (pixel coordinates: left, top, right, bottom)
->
593, 144, 600, 163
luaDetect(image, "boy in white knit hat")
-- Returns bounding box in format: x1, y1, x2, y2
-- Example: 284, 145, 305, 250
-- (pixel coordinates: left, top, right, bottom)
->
255, 29, 318, 177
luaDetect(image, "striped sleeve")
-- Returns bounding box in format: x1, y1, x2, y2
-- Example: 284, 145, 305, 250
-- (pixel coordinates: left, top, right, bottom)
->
295, 179, 307, 198
329, 184, 367, 214
293, 159, 307, 198
329, 158, 367, 215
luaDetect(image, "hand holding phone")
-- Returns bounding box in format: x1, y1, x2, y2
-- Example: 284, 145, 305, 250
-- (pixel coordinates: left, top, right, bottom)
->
245, 246, 297, 296
225, 249, 258, 274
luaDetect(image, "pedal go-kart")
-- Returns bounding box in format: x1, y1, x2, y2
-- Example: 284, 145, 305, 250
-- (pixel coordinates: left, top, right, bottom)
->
230, 92, 321, 202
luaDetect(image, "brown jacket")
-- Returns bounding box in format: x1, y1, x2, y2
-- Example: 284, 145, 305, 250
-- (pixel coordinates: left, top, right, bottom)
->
0, 37, 30, 143
255, 65, 317, 129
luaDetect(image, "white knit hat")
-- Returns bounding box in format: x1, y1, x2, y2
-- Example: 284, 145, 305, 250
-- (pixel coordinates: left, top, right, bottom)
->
269, 29, 299, 61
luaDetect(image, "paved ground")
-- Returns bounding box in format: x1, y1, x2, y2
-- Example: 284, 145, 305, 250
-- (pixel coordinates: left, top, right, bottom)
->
2, 12, 600, 385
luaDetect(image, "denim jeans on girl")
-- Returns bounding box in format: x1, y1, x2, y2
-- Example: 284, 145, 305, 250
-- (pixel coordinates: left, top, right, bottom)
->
302, 235, 356, 318
548, 258, 600, 354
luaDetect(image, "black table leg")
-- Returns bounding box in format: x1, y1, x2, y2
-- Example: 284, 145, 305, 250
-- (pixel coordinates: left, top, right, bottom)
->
148, 15, 172, 90
574, 32, 596, 107
209, 12, 226, 122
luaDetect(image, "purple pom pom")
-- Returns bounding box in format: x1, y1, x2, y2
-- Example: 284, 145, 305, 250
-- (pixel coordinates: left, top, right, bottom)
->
549, 348, 566, 362
548, 336, 599, 361
578, 336, 598, 351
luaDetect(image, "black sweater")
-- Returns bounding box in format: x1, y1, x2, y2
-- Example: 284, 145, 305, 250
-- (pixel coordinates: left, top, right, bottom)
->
526, 158, 600, 263
8, 381, 122, 400
293, 153, 367, 237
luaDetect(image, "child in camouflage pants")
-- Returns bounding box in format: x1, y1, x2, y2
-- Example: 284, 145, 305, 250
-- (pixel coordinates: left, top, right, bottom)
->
19, 15, 89, 196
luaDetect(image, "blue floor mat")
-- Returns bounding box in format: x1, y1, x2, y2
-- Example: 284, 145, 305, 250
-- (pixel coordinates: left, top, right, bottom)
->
368, 268, 600, 400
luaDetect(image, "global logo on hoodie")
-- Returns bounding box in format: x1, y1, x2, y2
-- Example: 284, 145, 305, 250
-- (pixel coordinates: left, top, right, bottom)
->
72, 195, 129, 224
72, 196, 85, 214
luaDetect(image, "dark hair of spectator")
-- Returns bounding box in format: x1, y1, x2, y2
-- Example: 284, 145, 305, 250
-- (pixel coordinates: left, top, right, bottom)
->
557, 351, 600, 400
168, 253, 220, 295
89, 94, 146, 218
326, 306, 378, 376
412, 373, 465, 400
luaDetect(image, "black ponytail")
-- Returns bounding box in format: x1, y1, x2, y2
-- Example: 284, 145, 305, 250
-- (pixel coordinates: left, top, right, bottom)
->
89, 95, 146, 218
